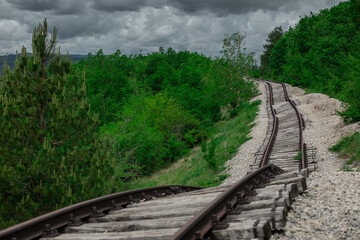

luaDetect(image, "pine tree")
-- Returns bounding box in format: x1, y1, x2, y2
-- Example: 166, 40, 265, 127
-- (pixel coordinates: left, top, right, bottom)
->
260, 26, 284, 77
0, 19, 118, 229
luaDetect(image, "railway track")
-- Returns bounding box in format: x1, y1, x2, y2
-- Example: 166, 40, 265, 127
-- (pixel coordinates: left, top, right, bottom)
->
0, 80, 316, 240
251, 80, 307, 172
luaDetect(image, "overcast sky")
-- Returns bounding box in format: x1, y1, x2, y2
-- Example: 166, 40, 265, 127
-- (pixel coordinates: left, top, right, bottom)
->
0, 0, 344, 63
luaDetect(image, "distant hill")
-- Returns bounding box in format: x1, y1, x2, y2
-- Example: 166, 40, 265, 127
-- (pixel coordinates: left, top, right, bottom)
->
0, 54, 87, 75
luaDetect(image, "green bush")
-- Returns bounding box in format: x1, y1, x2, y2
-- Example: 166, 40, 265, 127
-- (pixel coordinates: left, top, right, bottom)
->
202, 139, 218, 170
77, 38, 257, 177
100, 91, 202, 175
329, 132, 360, 170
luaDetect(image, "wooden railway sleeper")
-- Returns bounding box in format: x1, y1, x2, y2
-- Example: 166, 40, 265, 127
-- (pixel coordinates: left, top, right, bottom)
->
271, 197, 280, 230
253, 219, 260, 238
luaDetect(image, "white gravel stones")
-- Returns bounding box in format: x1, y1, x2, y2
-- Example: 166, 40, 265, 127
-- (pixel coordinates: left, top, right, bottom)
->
273, 84, 360, 240
273, 171, 360, 240
221, 82, 268, 186
287, 85, 359, 172
222, 82, 360, 239
223, 81, 360, 240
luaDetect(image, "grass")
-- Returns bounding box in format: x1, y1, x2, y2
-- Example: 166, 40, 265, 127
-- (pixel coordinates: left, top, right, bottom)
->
119, 100, 261, 191
329, 131, 360, 171
294, 151, 302, 161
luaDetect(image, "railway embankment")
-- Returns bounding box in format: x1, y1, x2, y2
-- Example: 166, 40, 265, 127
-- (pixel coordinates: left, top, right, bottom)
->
272, 84, 360, 239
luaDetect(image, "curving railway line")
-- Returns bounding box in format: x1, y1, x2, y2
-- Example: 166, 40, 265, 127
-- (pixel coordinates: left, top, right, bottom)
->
252, 80, 307, 171
0, 80, 315, 240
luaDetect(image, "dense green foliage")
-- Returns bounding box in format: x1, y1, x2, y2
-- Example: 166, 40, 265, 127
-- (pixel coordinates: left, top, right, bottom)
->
329, 132, 360, 171
0, 20, 129, 229
101, 91, 203, 175
1, 25, 258, 229
121, 100, 260, 190
267, 0, 360, 122
260, 26, 284, 77
76, 33, 257, 176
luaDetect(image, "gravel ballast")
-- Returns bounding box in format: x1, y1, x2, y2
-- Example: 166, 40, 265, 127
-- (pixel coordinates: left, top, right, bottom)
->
221, 82, 268, 186
273, 85, 360, 239
287, 85, 359, 172
223, 81, 360, 239
273, 171, 360, 240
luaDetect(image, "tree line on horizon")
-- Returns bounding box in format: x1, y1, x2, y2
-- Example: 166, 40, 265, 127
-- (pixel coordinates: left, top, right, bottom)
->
0, 54, 87, 75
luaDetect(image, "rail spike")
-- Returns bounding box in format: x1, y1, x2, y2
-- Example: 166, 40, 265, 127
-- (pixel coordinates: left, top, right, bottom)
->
42, 224, 60, 238
68, 213, 83, 227
237, 191, 251, 204
91, 206, 105, 218
226, 201, 241, 215
211, 214, 229, 230
111, 200, 126, 210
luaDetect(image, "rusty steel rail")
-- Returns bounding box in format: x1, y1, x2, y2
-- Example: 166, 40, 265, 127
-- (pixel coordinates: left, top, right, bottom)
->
257, 79, 307, 170
1, 79, 308, 240
0, 185, 202, 240
259, 82, 278, 168
280, 82, 307, 169
170, 164, 283, 240
169, 79, 307, 240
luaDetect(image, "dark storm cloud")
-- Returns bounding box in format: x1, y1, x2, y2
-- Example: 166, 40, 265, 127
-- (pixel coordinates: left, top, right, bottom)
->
90, 0, 294, 15
51, 14, 114, 39
169, 0, 292, 14
7, 0, 55, 12
7, 0, 85, 15
1, 0, 344, 59
90, 0, 166, 12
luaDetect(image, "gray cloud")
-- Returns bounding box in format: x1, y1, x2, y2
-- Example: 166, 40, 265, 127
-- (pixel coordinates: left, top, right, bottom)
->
90, 0, 296, 15
90, 0, 166, 12
0, 0, 345, 63
7, 0, 86, 15
169, 0, 292, 15
7, 0, 56, 12
51, 13, 114, 39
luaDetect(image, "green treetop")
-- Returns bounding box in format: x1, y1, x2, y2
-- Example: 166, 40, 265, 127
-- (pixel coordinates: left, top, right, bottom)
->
218, 32, 256, 108
260, 25, 284, 77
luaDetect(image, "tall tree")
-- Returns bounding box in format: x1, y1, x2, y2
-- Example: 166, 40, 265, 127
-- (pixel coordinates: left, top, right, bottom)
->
220, 32, 256, 108
260, 26, 284, 77
0, 19, 118, 228
221, 32, 256, 71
